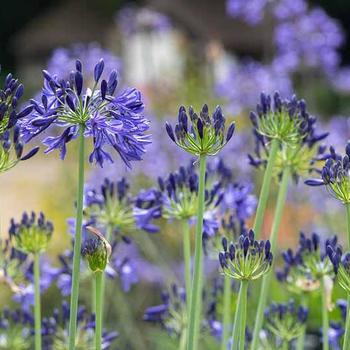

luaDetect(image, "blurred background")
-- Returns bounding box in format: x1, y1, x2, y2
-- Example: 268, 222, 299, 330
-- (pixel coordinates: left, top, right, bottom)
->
1, 0, 350, 348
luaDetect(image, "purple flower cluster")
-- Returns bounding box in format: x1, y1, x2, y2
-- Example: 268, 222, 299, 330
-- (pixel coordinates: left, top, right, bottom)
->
20, 58, 150, 167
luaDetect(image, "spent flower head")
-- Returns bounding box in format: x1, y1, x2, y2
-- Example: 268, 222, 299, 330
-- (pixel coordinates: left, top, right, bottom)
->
9, 212, 53, 255
218, 229, 273, 281
21, 58, 150, 167
264, 300, 308, 342
166, 104, 235, 156
306, 142, 350, 204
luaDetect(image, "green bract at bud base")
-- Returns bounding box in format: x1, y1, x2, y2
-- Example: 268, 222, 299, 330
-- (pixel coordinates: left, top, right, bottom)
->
9, 212, 53, 255
82, 226, 112, 273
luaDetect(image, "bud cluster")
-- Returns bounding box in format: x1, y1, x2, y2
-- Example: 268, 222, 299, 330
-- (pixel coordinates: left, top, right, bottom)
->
218, 229, 273, 281
166, 104, 235, 156
9, 212, 53, 254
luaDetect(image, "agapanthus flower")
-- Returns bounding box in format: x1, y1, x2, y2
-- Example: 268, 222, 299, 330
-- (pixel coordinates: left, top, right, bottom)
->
143, 284, 187, 337
0, 71, 38, 172
21, 58, 150, 167
83, 177, 160, 240
218, 229, 273, 281
9, 212, 53, 255
166, 104, 235, 157
276, 243, 320, 294
305, 142, 350, 204
42, 301, 118, 349
0, 307, 34, 350
226, 0, 268, 25
264, 300, 308, 343
156, 162, 223, 222
249, 92, 328, 182
327, 245, 350, 294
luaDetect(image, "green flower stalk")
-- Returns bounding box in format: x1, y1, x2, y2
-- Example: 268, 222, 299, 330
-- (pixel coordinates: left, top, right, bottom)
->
221, 274, 232, 350
82, 226, 112, 350
9, 211, 53, 350
219, 230, 273, 350
166, 104, 235, 350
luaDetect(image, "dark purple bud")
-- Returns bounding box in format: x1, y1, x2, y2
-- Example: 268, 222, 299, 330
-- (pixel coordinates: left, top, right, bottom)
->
101, 80, 107, 100
107, 70, 118, 95
304, 179, 324, 186
66, 95, 76, 111
20, 146, 39, 161
94, 59, 105, 82
219, 252, 227, 269
165, 122, 176, 142
75, 71, 83, 96
243, 237, 249, 257
76, 59, 82, 73
197, 119, 204, 139
15, 84, 24, 100
17, 105, 33, 119
13, 126, 20, 144
42, 70, 53, 82
226, 122, 235, 142
222, 237, 228, 252
15, 141, 23, 158
229, 244, 235, 260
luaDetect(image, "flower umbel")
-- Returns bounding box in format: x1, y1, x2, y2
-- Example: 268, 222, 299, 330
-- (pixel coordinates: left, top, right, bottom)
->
218, 229, 273, 281
9, 212, 53, 255
21, 58, 150, 167
306, 142, 350, 204
264, 300, 308, 342
166, 104, 235, 156
327, 245, 350, 294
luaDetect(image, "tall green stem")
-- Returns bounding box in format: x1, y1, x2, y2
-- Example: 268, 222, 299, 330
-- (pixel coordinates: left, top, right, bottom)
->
182, 219, 192, 307
296, 294, 308, 350
180, 330, 187, 350
34, 253, 42, 350
281, 340, 288, 350
253, 139, 279, 239
187, 154, 207, 350
95, 271, 103, 350
231, 281, 248, 350
251, 167, 290, 350
342, 204, 350, 350
221, 275, 232, 350
68, 126, 85, 350
321, 277, 329, 350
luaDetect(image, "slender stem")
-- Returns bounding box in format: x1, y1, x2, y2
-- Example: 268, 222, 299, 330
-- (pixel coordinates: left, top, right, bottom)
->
34, 253, 42, 350
95, 271, 103, 350
321, 277, 329, 350
187, 154, 207, 350
92, 278, 96, 314
296, 294, 308, 350
282, 340, 288, 350
68, 126, 85, 350
182, 219, 192, 307
221, 275, 232, 350
238, 281, 248, 350
253, 138, 279, 240
231, 281, 248, 350
180, 329, 187, 350
251, 167, 290, 350
342, 204, 350, 350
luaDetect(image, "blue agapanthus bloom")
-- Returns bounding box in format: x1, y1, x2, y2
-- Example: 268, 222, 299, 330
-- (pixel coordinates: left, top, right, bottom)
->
84, 177, 161, 240
20, 58, 151, 167
41, 301, 118, 349
0, 307, 34, 349
0, 70, 39, 172
143, 284, 187, 337
305, 142, 350, 204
